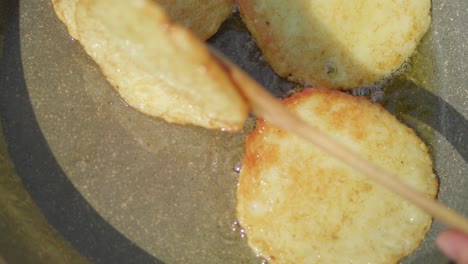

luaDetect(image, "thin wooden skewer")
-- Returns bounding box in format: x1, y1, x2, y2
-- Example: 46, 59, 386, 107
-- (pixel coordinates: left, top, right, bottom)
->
212, 50, 468, 234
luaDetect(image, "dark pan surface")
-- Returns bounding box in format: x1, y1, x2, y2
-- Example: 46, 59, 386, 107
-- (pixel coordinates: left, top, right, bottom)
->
0, 0, 467, 263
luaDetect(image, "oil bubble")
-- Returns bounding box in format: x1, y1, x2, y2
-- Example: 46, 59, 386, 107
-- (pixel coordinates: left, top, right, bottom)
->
233, 162, 242, 173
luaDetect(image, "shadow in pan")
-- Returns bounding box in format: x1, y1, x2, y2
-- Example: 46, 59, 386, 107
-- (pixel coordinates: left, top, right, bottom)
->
0, 1, 162, 264
382, 77, 468, 164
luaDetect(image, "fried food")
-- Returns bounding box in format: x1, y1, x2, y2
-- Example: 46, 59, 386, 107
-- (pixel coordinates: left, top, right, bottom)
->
51, 0, 234, 41
51, 0, 79, 38
236, 88, 438, 263
237, 0, 432, 89
51, 0, 248, 131
156, 0, 234, 40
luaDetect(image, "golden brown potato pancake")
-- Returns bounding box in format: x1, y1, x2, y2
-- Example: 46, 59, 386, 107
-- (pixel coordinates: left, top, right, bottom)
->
51, 0, 248, 131
237, 88, 438, 263
237, 0, 431, 89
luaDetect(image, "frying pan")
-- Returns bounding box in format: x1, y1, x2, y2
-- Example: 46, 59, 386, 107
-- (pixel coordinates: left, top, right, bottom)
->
0, 0, 467, 263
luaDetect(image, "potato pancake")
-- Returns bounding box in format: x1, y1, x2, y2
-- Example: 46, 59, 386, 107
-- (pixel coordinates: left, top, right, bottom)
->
51, 0, 79, 38
51, 0, 248, 131
156, 0, 234, 40
237, 88, 438, 263
51, 0, 234, 40
237, 0, 431, 89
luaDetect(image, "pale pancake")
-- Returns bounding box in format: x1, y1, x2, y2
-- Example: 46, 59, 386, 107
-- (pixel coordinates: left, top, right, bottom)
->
51, 0, 248, 131
237, 88, 438, 263
237, 0, 431, 89
156, 0, 235, 40
51, 0, 234, 40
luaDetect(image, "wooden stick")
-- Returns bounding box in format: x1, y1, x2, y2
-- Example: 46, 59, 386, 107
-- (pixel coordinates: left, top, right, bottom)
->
212, 50, 468, 234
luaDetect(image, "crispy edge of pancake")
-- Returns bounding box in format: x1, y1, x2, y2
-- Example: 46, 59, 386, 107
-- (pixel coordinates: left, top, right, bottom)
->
237, 88, 438, 263
156, 0, 235, 40
237, 0, 431, 89
51, 0, 79, 38
50, 0, 248, 131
